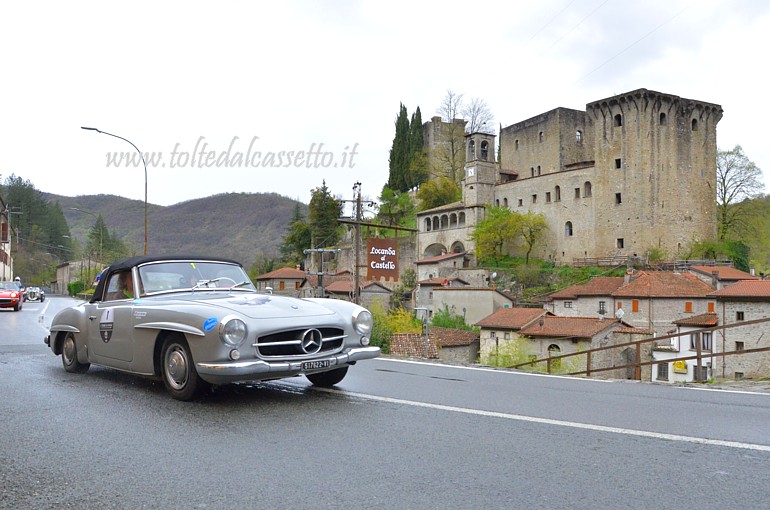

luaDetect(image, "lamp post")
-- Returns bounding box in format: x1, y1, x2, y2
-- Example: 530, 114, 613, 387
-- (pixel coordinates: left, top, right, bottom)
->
69, 208, 102, 263
81, 127, 148, 255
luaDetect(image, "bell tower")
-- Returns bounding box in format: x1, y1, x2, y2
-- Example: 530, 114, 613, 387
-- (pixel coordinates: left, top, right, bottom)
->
462, 132, 497, 207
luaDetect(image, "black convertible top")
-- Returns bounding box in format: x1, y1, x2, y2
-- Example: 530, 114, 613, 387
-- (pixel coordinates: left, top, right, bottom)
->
90, 255, 243, 303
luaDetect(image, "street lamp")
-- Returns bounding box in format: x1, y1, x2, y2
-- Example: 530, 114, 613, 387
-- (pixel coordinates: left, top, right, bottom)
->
81, 127, 148, 255
69, 208, 102, 262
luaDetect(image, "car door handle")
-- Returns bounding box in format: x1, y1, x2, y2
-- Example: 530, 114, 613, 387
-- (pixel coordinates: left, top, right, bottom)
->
89, 316, 96, 321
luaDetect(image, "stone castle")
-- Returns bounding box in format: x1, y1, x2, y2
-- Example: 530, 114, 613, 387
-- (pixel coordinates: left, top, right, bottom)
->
417, 88, 723, 264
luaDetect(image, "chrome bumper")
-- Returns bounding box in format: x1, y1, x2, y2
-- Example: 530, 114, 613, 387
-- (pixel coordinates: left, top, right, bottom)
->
195, 346, 381, 384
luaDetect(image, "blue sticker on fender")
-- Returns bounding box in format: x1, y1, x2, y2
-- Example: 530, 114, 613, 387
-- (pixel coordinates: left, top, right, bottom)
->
203, 317, 218, 331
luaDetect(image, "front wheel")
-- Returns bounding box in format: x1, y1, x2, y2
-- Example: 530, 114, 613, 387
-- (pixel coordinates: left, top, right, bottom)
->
161, 336, 207, 401
306, 366, 348, 387
61, 333, 90, 373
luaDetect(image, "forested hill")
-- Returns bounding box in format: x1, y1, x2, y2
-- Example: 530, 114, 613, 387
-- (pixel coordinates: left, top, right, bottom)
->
43, 192, 305, 265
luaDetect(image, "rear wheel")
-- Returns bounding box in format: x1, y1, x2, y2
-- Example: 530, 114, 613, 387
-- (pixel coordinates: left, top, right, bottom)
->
161, 335, 207, 401
306, 366, 348, 387
61, 333, 90, 373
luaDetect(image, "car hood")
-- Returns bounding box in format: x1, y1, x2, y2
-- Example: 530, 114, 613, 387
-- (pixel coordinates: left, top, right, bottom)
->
146, 292, 337, 320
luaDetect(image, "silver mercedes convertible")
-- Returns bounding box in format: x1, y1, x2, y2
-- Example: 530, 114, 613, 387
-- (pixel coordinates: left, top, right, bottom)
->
45, 255, 379, 400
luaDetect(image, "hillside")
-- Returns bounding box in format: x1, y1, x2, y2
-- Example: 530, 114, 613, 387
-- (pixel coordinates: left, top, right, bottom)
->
42, 192, 306, 266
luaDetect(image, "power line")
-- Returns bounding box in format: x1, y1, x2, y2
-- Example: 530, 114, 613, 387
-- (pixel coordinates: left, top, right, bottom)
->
539, 0, 613, 57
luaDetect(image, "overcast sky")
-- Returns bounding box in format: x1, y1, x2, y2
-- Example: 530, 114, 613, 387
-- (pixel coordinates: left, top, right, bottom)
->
2, 0, 769, 211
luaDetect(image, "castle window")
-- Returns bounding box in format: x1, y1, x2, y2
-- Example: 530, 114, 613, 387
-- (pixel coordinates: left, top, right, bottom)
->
432, 217, 439, 230
481, 141, 489, 161
615, 158, 622, 169
660, 113, 667, 125
450, 213, 457, 227
537, 165, 541, 176
615, 193, 622, 204
614, 114, 622, 127
458, 212, 466, 226
576, 130, 582, 143
555, 186, 561, 202
530, 167, 535, 177
440, 215, 449, 229
691, 119, 698, 131
539, 131, 544, 143
495, 199, 499, 207
575, 187, 581, 199
425, 218, 432, 232
503, 197, 508, 208
515, 139, 519, 150
518, 198, 523, 207
583, 181, 592, 197
616, 238, 624, 249
546, 192, 551, 203
468, 140, 475, 161
532, 194, 537, 204
565, 221, 573, 237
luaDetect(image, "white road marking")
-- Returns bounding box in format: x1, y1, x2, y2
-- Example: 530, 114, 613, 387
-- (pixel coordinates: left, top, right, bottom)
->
311, 385, 770, 453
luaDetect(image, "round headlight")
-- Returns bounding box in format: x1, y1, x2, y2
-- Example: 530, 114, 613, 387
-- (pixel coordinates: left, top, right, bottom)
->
10, 292, 18, 298
219, 318, 247, 346
353, 309, 373, 336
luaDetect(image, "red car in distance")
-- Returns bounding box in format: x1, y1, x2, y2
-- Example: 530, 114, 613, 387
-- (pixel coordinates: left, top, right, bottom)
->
0, 281, 24, 312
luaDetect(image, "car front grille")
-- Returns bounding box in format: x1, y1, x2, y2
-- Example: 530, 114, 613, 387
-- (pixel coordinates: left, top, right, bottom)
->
255, 327, 346, 358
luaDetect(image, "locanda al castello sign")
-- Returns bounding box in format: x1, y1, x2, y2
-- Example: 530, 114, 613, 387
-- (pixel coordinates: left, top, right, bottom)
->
367, 238, 398, 282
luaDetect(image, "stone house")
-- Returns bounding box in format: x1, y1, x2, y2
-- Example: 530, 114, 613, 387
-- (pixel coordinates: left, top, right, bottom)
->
652, 313, 719, 383
475, 307, 553, 360
390, 326, 480, 364
0, 195, 11, 282
415, 276, 468, 313
545, 276, 625, 317
54, 259, 104, 295
689, 265, 758, 290
324, 279, 391, 310
709, 280, 770, 379
417, 89, 722, 264
298, 270, 352, 298
254, 267, 306, 296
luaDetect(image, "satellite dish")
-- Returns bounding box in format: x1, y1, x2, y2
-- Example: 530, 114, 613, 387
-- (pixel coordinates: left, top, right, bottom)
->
491, 272, 498, 280
615, 308, 625, 319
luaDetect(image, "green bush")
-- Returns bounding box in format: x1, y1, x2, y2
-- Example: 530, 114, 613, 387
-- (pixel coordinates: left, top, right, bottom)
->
430, 305, 478, 332
67, 280, 85, 297
369, 303, 422, 354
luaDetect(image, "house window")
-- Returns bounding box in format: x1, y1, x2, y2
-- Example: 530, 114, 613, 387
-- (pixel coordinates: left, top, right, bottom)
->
617, 302, 623, 311
690, 332, 712, 351
736, 341, 744, 352
504, 332, 510, 339
565, 221, 573, 237
656, 363, 669, 381
693, 366, 708, 381
615, 193, 622, 204
708, 302, 715, 313
564, 301, 573, 308
736, 311, 745, 321
295, 281, 301, 290
599, 301, 607, 314
555, 186, 561, 202
632, 300, 639, 313
532, 194, 537, 204
546, 192, 551, 203
279, 281, 285, 290
518, 198, 523, 207
576, 130, 582, 143
617, 238, 624, 249
684, 302, 693, 313
614, 114, 622, 127
735, 372, 744, 380
615, 158, 622, 169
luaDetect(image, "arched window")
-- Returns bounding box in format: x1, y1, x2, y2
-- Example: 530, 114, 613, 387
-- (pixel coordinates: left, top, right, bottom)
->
576, 130, 582, 143
584, 181, 592, 197
614, 114, 622, 127
440, 215, 449, 229
503, 197, 508, 208
537, 165, 541, 176
555, 185, 561, 202
515, 139, 519, 150
451, 241, 465, 254
530, 167, 535, 177
480, 141, 489, 161
425, 218, 432, 232
432, 217, 439, 230
468, 140, 476, 161
548, 344, 561, 369
458, 212, 466, 226
565, 221, 573, 237
691, 119, 698, 131
539, 131, 544, 143
450, 213, 457, 227
495, 199, 500, 207
659, 113, 667, 125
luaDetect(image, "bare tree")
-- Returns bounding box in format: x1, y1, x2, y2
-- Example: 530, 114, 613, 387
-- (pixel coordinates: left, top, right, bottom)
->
430, 89, 467, 184
716, 144, 764, 240
462, 97, 494, 134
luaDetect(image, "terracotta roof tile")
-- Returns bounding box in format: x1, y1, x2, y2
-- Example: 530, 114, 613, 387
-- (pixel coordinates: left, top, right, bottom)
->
417, 201, 465, 215
548, 277, 625, 300
325, 280, 390, 293
476, 308, 550, 329
709, 280, 770, 298
673, 312, 719, 327
690, 266, 758, 281
256, 267, 306, 280
431, 327, 479, 347
415, 252, 466, 265
612, 271, 713, 298
418, 277, 468, 286
519, 316, 620, 338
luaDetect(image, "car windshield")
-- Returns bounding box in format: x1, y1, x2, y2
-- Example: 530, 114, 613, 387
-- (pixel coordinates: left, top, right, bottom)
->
137, 261, 256, 295
0, 282, 19, 291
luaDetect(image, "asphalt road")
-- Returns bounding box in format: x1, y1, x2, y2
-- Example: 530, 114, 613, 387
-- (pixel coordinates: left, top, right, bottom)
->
2, 297, 769, 509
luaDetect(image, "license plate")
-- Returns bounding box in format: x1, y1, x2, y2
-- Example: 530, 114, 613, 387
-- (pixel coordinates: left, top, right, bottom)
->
302, 360, 330, 370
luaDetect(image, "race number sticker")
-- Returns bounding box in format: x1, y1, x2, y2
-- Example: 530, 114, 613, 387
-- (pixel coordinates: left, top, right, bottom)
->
99, 308, 115, 343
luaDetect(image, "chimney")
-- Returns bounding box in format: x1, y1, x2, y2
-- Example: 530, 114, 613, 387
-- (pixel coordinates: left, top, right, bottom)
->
711, 271, 718, 288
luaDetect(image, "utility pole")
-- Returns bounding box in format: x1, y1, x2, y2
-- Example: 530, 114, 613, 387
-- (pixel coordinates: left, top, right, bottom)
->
303, 248, 339, 297
354, 182, 362, 305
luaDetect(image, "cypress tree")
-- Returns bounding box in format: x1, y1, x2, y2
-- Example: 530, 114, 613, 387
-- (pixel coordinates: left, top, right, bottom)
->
388, 103, 410, 192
